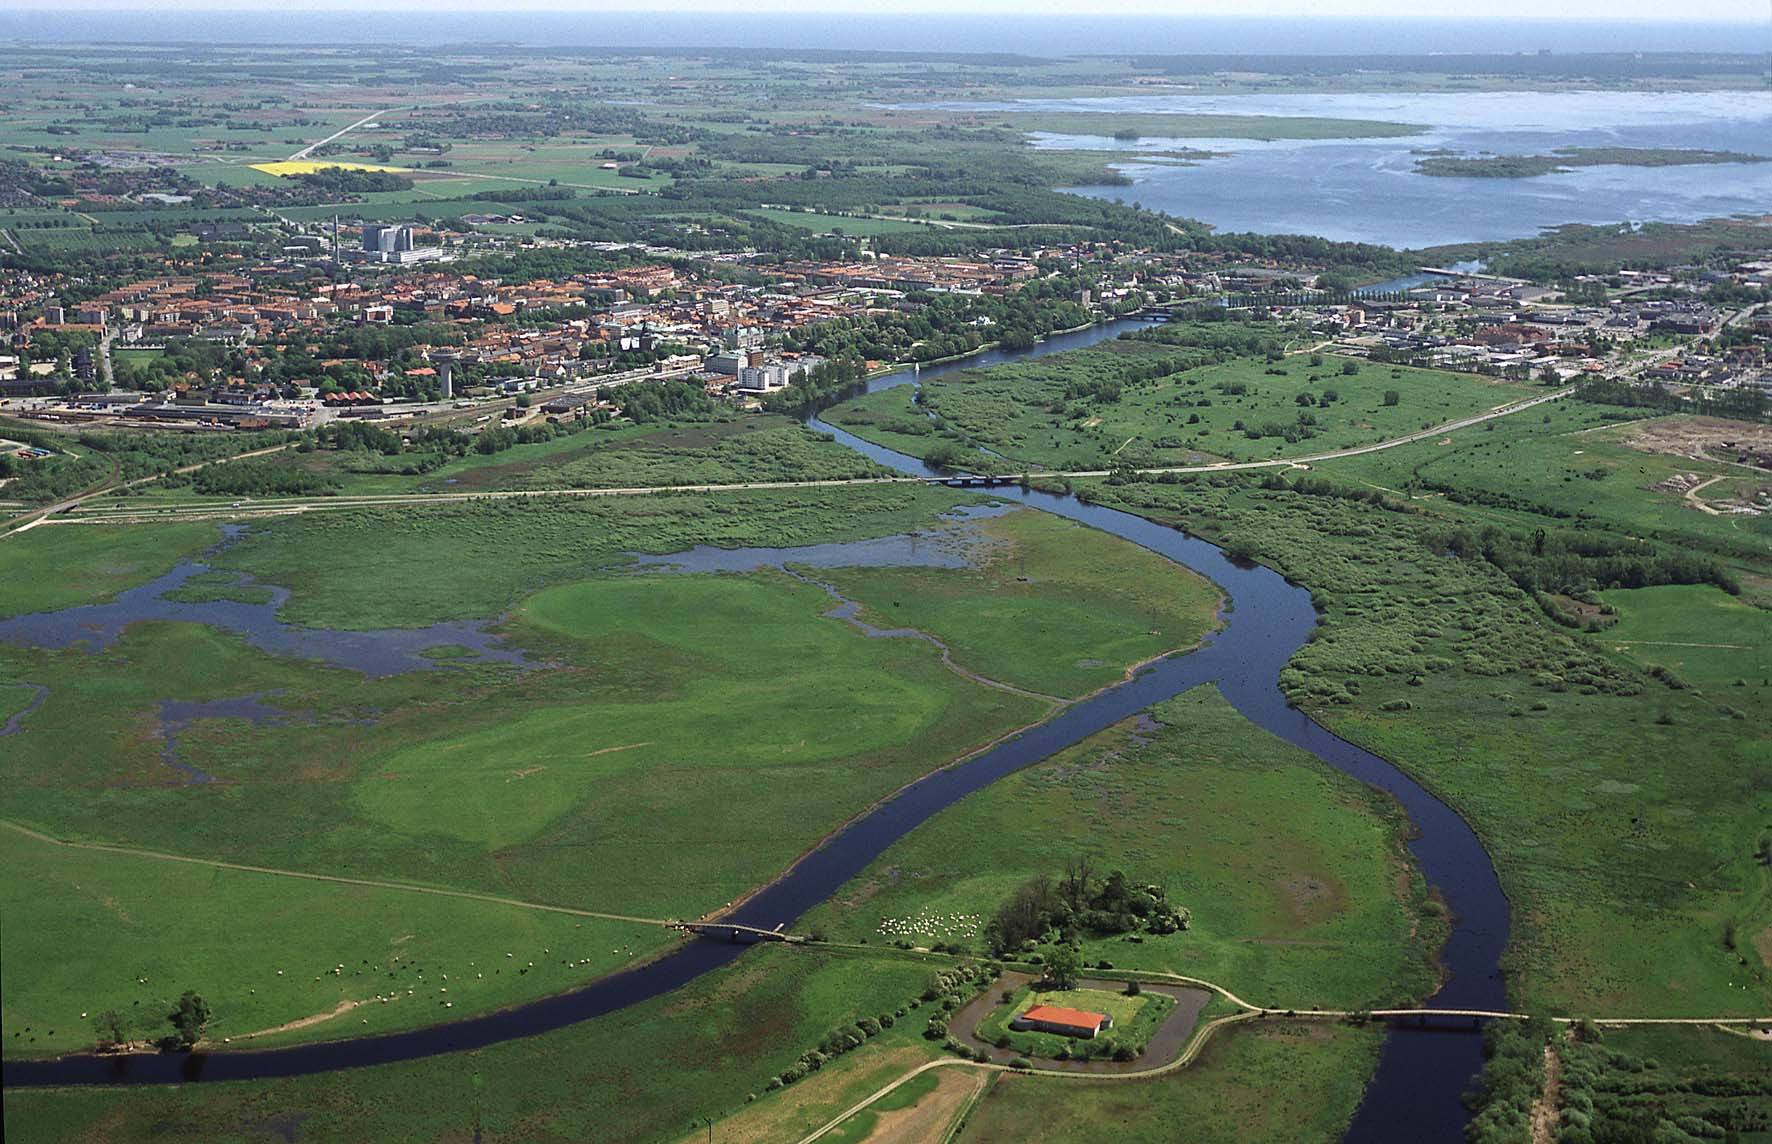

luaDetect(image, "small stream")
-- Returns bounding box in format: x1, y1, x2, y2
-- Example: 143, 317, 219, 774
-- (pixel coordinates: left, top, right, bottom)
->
2, 320, 1510, 1143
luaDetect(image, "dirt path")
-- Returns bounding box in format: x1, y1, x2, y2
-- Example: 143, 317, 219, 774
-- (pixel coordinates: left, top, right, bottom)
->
1683, 473, 1730, 515
868, 1068, 987, 1144
40, 386, 1576, 529
1530, 1041, 1562, 1144
234, 999, 362, 1041
4, 439, 299, 537
0, 818, 679, 928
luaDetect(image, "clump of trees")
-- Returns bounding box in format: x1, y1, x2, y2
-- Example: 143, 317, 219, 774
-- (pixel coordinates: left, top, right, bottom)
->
620, 379, 716, 423
166, 991, 210, 1050
1462, 1015, 1553, 1142
1432, 523, 1739, 597
985, 857, 1189, 955
290, 167, 414, 193
189, 459, 337, 497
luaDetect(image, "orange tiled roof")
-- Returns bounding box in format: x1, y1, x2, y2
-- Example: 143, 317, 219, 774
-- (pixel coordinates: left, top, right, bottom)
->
1021, 1005, 1108, 1030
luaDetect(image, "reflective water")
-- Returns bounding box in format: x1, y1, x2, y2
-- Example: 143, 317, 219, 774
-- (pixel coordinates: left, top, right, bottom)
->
0, 536, 528, 679
905, 91, 1772, 247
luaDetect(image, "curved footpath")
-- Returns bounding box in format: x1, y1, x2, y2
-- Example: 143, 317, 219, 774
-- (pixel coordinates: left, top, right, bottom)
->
5, 320, 1512, 1142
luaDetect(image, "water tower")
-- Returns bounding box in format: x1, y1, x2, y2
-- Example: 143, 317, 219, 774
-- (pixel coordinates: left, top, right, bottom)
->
430, 350, 460, 400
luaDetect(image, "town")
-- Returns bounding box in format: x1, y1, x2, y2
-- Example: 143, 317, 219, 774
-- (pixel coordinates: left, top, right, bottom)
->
4, 216, 1768, 446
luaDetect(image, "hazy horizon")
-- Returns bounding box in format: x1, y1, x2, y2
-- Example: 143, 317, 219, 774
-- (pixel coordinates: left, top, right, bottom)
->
3, 7, 1769, 55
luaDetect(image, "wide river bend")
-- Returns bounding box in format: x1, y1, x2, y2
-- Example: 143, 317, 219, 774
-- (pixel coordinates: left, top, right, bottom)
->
4, 319, 1510, 1141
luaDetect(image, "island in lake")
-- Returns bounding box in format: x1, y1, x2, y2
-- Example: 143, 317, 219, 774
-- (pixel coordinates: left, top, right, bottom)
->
1415, 146, 1770, 178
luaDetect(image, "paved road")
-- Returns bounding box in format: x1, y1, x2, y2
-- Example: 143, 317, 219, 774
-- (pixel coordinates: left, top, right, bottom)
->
4, 440, 299, 536
288, 107, 406, 162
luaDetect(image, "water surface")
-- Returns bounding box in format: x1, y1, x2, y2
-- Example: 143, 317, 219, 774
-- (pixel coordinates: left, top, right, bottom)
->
909, 91, 1772, 246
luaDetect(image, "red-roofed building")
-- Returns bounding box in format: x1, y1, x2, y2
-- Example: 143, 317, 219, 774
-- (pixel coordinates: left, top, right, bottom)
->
1012, 1005, 1112, 1039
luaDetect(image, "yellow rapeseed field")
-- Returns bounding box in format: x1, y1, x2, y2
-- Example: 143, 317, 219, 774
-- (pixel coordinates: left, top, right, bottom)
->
250, 160, 412, 177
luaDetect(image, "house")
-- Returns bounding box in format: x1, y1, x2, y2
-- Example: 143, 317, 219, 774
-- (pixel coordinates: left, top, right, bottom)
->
1010, 1005, 1113, 1039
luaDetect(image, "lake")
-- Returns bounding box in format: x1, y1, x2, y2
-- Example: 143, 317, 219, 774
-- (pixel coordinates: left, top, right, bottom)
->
911, 90, 1772, 248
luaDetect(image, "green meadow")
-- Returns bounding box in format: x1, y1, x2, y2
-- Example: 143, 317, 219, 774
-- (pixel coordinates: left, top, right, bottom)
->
1598, 584, 1771, 714
827, 342, 1538, 471
818, 507, 1224, 698
956, 1021, 1385, 1144
1091, 469, 1770, 1019
1, 487, 1225, 1056
1323, 404, 1769, 582
1, 947, 943, 1144
744, 208, 953, 236
803, 686, 1443, 1011
0, 824, 671, 1056
0, 522, 219, 618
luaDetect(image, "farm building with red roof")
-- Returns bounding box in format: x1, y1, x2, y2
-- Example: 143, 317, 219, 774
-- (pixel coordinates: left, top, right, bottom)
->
1011, 1005, 1112, 1039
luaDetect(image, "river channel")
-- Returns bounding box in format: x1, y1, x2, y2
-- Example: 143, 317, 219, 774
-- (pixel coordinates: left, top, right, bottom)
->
3, 318, 1510, 1142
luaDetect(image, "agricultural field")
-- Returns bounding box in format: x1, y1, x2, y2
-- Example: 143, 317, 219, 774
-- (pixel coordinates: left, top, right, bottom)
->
249, 161, 413, 177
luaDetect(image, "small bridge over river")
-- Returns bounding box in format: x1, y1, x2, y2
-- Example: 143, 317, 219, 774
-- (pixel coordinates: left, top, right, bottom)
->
675, 920, 806, 944
925, 475, 1023, 489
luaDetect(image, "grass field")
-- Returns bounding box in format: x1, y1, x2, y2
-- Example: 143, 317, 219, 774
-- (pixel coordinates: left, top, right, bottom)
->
0, 823, 673, 1055
673, 1034, 950, 1144
817, 507, 1223, 697
1091, 470, 1771, 1018
115, 417, 893, 502
827, 342, 1538, 471
1598, 585, 1771, 716
0, 488, 1232, 1055
1322, 405, 1770, 583
0, 559, 1044, 1052
802, 686, 1442, 1010
745, 208, 954, 236
206, 486, 976, 629
0, 522, 219, 618
1, 947, 946, 1144
955, 1021, 1385, 1143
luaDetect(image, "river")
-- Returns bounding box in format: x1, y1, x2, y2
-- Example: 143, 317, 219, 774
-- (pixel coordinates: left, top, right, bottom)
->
2, 319, 1511, 1141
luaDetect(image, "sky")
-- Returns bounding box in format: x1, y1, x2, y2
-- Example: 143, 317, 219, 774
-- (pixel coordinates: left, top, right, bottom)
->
9, 0, 1769, 20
